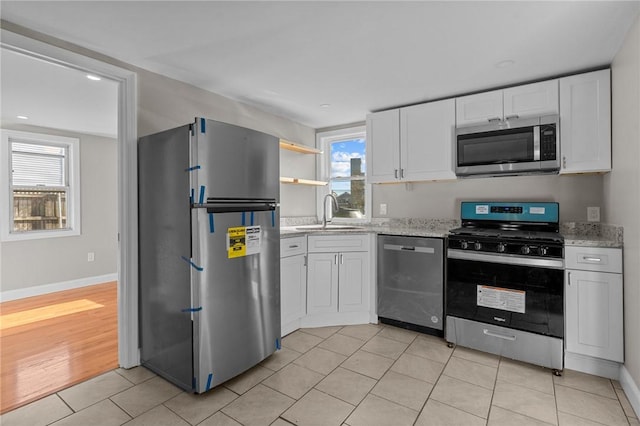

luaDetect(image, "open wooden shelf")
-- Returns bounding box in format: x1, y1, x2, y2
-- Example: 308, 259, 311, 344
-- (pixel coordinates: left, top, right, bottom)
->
279, 139, 322, 155
280, 176, 327, 186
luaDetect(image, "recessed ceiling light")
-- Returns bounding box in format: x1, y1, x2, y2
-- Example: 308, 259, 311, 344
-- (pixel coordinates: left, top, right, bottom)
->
16, 115, 29, 120
495, 60, 515, 69
87, 74, 101, 81
320, 104, 331, 108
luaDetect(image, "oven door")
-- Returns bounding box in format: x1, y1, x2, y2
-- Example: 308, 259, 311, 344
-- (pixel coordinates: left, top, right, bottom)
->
446, 250, 564, 338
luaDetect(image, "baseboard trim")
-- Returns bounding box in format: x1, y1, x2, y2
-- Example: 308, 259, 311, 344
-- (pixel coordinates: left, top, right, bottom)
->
620, 365, 640, 419
564, 351, 622, 380
0, 273, 118, 302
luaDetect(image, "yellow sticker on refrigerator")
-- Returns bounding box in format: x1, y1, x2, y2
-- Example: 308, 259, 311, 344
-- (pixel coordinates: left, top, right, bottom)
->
227, 226, 262, 258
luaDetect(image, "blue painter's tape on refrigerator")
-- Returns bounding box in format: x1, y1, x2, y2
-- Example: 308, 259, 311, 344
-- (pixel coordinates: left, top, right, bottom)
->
250, 211, 254, 226
271, 210, 275, 227
185, 165, 201, 172
205, 373, 213, 391
199, 186, 205, 204
209, 213, 215, 233
200, 118, 206, 134
241, 212, 246, 226
181, 307, 202, 313
181, 256, 204, 271
276, 338, 281, 350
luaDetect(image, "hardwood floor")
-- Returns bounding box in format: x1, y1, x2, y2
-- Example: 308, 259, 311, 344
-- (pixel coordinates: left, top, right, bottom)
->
0, 282, 118, 414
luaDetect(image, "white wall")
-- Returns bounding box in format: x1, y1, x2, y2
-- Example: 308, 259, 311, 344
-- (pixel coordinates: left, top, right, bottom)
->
0, 125, 118, 292
134, 68, 318, 218
605, 14, 640, 397
373, 174, 604, 222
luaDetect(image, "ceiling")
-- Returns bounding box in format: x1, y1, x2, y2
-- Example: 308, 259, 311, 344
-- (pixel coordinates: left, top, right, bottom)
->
1, 48, 119, 138
1, 1, 639, 132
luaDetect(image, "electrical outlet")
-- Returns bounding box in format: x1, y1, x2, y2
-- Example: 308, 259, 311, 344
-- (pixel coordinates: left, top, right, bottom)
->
88, 252, 95, 262
587, 206, 600, 222
379, 203, 387, 215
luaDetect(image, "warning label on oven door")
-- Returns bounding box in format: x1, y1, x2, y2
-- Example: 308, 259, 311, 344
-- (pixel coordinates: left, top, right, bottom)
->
477, 285, 525, 314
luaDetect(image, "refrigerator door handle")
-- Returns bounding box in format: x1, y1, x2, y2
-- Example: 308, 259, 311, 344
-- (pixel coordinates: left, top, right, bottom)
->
193, 198, 277, 214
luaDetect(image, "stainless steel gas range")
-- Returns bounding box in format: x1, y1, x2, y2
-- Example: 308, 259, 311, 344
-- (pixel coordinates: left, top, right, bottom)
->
445, 201, 564, 371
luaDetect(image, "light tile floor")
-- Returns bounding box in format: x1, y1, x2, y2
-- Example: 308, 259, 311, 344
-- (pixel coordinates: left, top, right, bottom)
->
2, 323, 638, 426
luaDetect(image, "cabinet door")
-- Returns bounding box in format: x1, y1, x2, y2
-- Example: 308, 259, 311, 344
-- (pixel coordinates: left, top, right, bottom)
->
307, 253, 339, 314
565, 269, 623, 362
503, 80, 559, 119
338, 251, 370, 313
455, 90, 503, 126
281, 254, 307, 328
400, 99, 456, 181
366, 109, 401, 183
559, 69, 611, 174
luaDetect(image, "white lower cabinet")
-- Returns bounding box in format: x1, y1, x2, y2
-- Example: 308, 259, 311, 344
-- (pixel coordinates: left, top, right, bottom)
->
564, 246, 623, 372
305, 234, 371, 325
280, 236, 307, 336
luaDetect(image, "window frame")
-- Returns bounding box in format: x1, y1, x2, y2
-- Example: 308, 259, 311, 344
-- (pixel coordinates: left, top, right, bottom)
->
316, 125, 370, 223
1, 129, 81, 241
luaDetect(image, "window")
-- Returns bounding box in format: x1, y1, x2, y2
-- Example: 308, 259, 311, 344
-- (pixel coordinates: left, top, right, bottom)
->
317, 126, 369, 221
1, 130, 80, 241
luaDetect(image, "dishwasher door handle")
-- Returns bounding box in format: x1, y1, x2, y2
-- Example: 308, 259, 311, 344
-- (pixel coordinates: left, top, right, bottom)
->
383, 244, 435, 254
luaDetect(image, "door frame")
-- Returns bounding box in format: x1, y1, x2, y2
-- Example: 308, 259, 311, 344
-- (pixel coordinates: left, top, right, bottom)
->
1, 28, 140, 368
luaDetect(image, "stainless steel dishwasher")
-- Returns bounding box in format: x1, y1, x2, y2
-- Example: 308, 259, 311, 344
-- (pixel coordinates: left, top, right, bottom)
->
377, 235, 444, 335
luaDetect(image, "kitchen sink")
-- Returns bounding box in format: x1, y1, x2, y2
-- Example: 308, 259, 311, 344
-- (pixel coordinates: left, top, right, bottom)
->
295, 224, 365, 231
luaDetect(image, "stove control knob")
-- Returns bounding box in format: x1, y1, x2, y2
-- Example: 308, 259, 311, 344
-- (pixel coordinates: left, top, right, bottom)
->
540, 246, 548, 256
460, 241, 469, 250
521, 246, 531, 255
497, 243, 506, 253
474, 242, 483, 251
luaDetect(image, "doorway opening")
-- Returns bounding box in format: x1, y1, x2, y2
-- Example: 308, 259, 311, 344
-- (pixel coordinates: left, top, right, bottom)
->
0, 28, 138, 412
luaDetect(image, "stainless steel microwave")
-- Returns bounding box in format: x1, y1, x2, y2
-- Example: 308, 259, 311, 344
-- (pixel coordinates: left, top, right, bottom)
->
455, 115, 560, 177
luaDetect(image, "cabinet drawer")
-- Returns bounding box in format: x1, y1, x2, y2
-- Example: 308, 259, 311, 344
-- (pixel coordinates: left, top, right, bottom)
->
281, 236, 307, 258
308, 234, 370, 253
565, 246, 622, 273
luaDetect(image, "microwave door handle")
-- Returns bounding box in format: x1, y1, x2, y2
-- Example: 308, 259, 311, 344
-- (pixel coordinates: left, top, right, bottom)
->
533, 126, 540, 161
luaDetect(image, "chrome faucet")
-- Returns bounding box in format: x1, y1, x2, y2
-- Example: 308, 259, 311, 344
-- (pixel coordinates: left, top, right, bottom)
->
322, 193, 339, 228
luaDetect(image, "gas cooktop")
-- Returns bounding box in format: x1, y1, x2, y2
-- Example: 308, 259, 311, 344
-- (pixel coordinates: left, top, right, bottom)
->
448, 202, 564, 258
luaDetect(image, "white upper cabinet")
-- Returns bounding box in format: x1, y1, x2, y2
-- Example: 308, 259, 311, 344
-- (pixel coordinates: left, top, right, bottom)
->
456, 80, 559, 127
503, 80, 559, 119
455, 90, 503, 126
366, 98, 456, 183
366, 109, 400, 183
559, 69, 611, 174
400, 99, 456, 181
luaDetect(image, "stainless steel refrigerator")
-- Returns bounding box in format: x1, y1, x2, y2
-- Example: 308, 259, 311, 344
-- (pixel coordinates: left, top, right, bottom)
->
138, 117, 280, 393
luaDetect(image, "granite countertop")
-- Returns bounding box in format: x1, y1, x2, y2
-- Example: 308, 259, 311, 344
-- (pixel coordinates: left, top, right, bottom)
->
561, 222, 624, 248
281, 218, 459, 239
282, 217, 624, 248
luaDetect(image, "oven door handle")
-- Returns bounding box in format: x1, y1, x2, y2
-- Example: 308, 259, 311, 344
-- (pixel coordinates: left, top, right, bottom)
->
483, 329, 517, 341
447, 249, 564, 269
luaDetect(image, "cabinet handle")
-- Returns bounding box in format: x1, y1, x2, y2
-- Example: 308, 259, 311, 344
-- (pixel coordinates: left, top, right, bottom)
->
334, 254, 338, 264
582, 257, 602, 262
340, 253, 344, 264
568, 271, 571, 286
505, 114, 519, 120
289, 244, 299, 249
488, 117, 502, 123
400, 168, 405, 179
394, 169, 399, 179
304, 255, 307, 267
